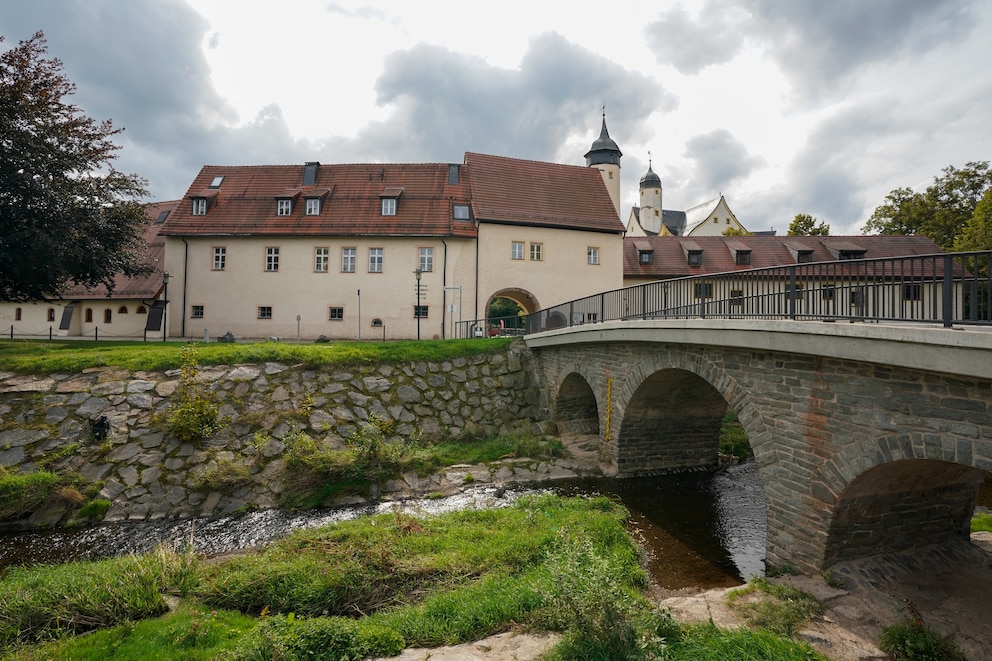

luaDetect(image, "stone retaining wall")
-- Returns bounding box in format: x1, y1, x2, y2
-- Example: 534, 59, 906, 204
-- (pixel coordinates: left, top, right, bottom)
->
0, 344, 561, 527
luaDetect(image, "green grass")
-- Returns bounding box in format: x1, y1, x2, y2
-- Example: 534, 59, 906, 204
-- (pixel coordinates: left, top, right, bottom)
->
0, 337, 514, 375
0, 468, 62, 521
972, 511, 992, 532
662, 621, 828, 660
719, 409, 752, 460
726, 577, 825, 637
879, 618, 967, 661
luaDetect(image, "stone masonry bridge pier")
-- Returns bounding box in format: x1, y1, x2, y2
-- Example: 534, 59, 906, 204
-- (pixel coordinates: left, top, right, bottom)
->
525, 319, 992, 572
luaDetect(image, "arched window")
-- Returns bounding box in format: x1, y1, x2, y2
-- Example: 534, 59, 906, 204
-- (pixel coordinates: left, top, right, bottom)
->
371, 318, 383, 327
14, 308, 21, 321
47, 308, 55, 322
136, 305, 147, 314
118, 306, 128, 314
104, 309, 112, 324
85, 308, 93, 323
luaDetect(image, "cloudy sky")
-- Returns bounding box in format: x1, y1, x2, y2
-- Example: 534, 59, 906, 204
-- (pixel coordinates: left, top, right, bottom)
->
2, 0, 989, 235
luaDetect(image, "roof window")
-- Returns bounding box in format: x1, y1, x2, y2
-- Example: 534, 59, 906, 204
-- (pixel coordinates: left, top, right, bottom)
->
209, 176, 224, 188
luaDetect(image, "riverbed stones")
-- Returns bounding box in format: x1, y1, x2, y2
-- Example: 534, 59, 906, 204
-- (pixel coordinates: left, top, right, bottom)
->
0, 343, 579, 528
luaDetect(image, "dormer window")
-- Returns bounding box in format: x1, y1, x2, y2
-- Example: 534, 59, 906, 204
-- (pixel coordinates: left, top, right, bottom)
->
688, 251, 702, 266
276, 199, 293, 216
735, 250, 751, 266
634, 240, 653, 265
381, 197, 397, 216
839, 250, 866, 260
192, 198, 207, 216
379, 187, 404, 216
640, 252, 652, 264
453, 204, 470, 220
797, 250, 814, 263
305, 198, 321, 216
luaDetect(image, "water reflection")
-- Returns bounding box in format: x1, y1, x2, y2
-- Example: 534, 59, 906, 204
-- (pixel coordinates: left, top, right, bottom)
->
0, 462, 767, 589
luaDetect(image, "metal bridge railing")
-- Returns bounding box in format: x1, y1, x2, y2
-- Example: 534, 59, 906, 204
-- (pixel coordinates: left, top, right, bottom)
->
524, 251, 992, 333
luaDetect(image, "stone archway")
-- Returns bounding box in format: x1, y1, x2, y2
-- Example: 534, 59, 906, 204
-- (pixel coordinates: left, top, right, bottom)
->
554, 372, 599, 434
485, 288, 539, 335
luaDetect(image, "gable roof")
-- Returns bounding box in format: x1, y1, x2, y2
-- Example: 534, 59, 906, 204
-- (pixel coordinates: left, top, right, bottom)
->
66, 200, 177, 300
624, 235, 945, 280
464, 152, 625, 233
161, 162, 476, 239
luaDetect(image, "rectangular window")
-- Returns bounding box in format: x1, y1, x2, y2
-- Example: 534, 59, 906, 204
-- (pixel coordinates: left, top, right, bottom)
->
305, 198, 321, 215
276, 199, 293, 216
328, 306, 344, 321
414, 305, 429, 318
453, 204, 470, 220
190, 305, 204, 319
694, 283, 714, 299
786, 284, 804, 300
530, 243, 543, 261
730, 289, 744, 307
212, 247, 226, 271
587, 247, 599, 265
511, 241, 524, 260
639, 251, 652, 264
687, 251, 702, 266
314, 247, 329, 273
903, 284, 922, 301
821, 286, 835, 300
265, 247, 280, 272
840, 250, 866, 260
342, 247, 356, 273
192, 198, 206, 215
381, 198, 397, 216
369, 247, 383, 273
735, 251, 751, 266
419, 247, 434, 272
797, 251, 814, 263
209, 176, 224, 188
257, 306, 272, 319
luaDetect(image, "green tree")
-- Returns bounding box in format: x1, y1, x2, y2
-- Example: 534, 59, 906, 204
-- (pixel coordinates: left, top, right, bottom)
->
0, 31, 150, 302
787, 213, 830, 236
722, 226, 752, 236
863, 161, 992, 249
954, 188, 992, 252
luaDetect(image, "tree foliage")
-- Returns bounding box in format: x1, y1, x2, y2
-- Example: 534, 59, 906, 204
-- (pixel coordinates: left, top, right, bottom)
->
787, 213, 830, 236
0, 31, 150, 302
863, 161, 992, 249
722, 226, 752, 236
954, 188, 992, 252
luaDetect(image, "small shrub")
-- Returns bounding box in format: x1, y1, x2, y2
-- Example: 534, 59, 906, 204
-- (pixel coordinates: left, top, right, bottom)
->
166, 344, 223, 443
190, 458, 253, 493
971, 511, 992, 533
77, 498, 112, 519
879, 618, 967, 661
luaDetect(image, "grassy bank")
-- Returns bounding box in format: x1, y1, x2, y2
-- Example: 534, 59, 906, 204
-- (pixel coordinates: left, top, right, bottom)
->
0, 338, 514, 375
3, 494, 826, 660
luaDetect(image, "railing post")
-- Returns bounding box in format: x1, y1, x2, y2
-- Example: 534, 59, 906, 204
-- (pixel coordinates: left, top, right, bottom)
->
641, 285, 647, 320
942, 254, 954, 328
788, 266, 797, 320
49, 326, 52, 341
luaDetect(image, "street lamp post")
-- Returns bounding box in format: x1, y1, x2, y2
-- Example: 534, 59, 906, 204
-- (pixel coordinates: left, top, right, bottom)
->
444, 285, 462, 338
162, 272, 170, 342
413, 268, 422, 340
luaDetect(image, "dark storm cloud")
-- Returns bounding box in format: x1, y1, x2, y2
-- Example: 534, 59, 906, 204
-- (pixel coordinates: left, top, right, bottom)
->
0, 1, 314, 201
643, 4, 746, 74
353, 33, 671, 165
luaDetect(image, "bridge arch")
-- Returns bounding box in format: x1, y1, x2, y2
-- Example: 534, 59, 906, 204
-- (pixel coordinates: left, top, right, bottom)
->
487, 288, 539, 315
554, 372, 599, 434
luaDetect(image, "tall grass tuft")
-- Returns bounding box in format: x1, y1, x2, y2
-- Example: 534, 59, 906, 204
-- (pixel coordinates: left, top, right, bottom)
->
0, 467, 61, 520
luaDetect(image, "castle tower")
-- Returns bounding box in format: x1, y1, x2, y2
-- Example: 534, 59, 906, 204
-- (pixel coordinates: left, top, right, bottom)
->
584, 113, 622, 216
638, 157, 663, 234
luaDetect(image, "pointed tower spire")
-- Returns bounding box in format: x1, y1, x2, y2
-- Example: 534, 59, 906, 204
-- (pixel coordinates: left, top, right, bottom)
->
584, 110, 622, 216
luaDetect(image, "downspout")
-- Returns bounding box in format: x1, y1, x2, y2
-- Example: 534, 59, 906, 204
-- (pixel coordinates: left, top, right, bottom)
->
440, 238, 448, 339
181, 238, 189, 338
474, 220, 480, 326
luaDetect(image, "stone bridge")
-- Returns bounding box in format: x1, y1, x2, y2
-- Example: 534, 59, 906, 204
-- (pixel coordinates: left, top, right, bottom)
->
525, 319, 992, 572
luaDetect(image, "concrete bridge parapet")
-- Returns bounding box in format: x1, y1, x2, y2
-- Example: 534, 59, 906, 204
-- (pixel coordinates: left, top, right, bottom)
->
526, 319, 992, 571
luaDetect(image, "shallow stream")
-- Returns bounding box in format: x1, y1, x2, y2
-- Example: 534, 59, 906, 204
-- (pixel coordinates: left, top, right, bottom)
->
0, 461, 766, 589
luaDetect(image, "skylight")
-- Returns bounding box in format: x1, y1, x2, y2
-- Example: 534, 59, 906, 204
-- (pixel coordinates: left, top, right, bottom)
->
209, 176, 224, 188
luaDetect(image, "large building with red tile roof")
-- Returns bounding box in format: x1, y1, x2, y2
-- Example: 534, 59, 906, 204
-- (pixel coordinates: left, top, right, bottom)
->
157, 140, 626, 340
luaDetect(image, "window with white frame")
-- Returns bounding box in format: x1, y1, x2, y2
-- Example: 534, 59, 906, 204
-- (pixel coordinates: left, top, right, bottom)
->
314, 247, 329, 273
276, 199, 293, 216
511, 241, 524, 260
258, 306, 273, 319
587, 247, 599, 265
328, 306, 344, 321
265, 247, 280, 272
381, 198, 397, 216
453, 204, 470, 220
369, 247, 383, 273
305, 198, 321, 216
212, 247, 226, 271
192, 198, 207, 215
191, 305, 204, 318
419, 247, 434, 272
530, 242, 543, 261
342, 247, 356, 273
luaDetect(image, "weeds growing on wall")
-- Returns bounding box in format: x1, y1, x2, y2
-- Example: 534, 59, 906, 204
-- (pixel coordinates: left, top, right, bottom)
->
166, 344, 223, 444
